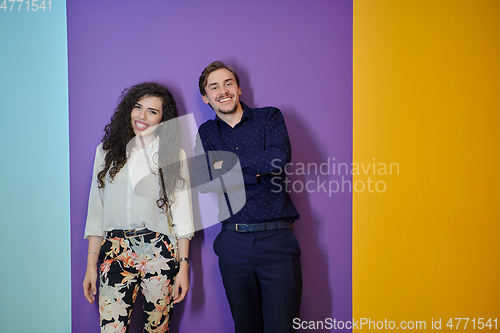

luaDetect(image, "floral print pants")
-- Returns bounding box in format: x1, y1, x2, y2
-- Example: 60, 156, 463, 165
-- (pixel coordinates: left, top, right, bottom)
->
98, 231, 178, 333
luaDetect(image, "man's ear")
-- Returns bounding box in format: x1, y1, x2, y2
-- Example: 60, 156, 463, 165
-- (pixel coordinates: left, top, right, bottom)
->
202, 94, 209, 104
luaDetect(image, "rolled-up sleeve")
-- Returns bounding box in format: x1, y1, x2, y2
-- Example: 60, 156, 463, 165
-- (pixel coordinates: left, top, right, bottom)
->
84, 144, 105, 239
171, 149, 195, 239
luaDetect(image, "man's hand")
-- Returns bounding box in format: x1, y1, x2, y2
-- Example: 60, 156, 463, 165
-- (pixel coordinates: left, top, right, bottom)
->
213, 160, 223, 170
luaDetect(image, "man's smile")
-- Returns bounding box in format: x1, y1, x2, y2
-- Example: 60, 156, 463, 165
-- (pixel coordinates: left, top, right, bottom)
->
217, 94, 234, 103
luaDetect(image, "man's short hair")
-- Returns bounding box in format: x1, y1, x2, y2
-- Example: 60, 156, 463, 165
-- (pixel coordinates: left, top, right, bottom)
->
198, 61, 240, 96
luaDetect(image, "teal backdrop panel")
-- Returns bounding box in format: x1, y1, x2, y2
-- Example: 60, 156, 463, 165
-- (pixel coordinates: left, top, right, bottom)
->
0, 1, 71, 331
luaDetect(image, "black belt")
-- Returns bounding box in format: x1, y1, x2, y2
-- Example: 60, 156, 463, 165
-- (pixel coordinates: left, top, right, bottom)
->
108, 228, 154, 238
222, 220, 293, 233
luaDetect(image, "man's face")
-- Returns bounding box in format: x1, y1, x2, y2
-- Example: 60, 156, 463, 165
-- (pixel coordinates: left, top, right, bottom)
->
202, 68, 241, 115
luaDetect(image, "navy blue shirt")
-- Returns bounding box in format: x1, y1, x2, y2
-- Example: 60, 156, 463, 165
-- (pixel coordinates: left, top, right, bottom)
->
194, 102, 299, 224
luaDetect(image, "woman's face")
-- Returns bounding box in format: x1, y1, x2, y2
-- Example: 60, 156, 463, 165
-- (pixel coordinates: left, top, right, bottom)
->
130, 96, 163, 137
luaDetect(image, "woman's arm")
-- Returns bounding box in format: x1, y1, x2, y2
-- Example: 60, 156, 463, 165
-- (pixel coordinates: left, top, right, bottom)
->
173, 237, 190, 304
172, 149, 194, 304
82, 235, 103, 304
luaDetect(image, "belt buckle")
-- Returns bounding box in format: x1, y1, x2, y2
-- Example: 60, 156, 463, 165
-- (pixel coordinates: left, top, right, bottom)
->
235, 224, 246, 232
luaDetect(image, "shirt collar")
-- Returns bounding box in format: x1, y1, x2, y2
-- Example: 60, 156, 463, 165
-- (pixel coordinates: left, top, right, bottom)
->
128, 135, 159, 157
215, 102, 253, 125
150, 135, 160, 153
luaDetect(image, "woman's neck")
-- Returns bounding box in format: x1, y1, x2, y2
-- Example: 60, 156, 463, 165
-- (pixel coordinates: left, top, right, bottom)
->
133, 134, 156, 151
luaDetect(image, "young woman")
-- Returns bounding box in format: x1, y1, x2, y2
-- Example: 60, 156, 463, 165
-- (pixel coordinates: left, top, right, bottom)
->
82, 82, 194, 332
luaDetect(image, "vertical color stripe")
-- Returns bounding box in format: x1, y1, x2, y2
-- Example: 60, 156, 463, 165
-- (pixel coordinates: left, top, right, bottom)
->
0, 1, 71, 331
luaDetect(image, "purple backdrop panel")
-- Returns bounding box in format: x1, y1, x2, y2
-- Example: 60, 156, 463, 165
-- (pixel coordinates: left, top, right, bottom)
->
68, 0, 352, 332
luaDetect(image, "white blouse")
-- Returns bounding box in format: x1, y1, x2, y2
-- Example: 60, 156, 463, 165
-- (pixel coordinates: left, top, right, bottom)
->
84, 136, 194, 248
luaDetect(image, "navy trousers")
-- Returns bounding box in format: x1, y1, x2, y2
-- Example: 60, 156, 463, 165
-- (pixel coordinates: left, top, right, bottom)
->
214, 227, 302, 333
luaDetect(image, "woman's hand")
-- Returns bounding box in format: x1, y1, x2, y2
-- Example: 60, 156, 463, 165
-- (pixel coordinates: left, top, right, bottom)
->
83, 236, 103, 305
173, 261, 190, 304
83, 266, 98, 304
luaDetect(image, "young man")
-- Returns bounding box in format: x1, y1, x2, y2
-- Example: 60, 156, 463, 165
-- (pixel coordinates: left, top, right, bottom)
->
194, 61, 302, 333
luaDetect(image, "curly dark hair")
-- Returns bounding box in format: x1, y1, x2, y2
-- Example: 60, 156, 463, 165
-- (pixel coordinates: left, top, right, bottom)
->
97, 82, 184, 211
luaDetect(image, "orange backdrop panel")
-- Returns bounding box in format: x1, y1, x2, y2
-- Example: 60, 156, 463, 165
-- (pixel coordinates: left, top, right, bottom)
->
354, 0, 500, 330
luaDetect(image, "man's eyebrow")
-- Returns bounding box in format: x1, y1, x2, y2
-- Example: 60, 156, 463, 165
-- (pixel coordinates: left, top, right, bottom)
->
208, 78, 234, 87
